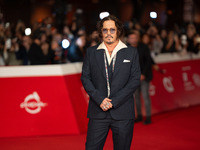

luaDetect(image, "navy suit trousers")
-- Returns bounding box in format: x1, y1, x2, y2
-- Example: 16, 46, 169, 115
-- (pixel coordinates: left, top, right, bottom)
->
86, 118, 134, 150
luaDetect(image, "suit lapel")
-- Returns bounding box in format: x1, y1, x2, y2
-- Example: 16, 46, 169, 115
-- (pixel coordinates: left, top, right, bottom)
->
95, 49, 106, 79
113, 49, 127, 77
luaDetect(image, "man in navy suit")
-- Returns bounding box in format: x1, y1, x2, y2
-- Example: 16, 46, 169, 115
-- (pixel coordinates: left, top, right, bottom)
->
81, 15, 141, 150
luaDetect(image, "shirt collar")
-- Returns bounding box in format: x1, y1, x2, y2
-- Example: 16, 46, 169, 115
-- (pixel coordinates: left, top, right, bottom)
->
97, 40, 127, 51
97, 40, 127, 65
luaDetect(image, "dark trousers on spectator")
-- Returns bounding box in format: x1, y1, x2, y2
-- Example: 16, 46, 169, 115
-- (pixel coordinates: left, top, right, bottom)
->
135, 80, 151, 118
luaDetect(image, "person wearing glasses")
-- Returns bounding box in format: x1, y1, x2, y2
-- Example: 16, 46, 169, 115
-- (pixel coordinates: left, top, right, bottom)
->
81, 15, 141, 150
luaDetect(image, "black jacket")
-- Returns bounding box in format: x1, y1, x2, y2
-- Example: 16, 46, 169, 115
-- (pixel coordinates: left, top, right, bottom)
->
28, 43, 55, 65
81, 44, 141, 120
136, 43, 153, 81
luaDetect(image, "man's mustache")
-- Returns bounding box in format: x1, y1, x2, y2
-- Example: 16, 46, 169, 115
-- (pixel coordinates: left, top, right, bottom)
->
106, 35, 113, 38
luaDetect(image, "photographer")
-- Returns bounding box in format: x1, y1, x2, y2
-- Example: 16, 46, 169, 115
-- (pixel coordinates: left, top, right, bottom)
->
67, 30, 86, 62
161, 30, 181, 53
3, 36, 23, 66
186, 23, 199, 54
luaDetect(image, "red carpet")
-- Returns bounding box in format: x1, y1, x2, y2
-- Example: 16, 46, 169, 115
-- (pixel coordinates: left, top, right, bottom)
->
0, 105, 199, 150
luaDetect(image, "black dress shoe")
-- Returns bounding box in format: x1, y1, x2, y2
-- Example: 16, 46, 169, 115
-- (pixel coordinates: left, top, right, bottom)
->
135, 115, 142, 122
143, 117, 152, 125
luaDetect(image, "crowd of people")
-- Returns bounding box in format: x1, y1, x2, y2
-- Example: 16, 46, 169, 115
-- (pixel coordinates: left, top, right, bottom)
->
0, 16, 200, 66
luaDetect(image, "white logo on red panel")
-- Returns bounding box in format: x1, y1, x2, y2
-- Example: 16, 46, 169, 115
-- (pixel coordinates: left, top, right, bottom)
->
20, 92, 47, 114
163, 77, 174, 93
193, 73, 200, 87
182, 72, 195, 91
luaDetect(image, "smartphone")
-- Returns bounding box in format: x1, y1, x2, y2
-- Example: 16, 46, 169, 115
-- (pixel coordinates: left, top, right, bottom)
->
181, 35, 187, 45
5, 39, 11, 49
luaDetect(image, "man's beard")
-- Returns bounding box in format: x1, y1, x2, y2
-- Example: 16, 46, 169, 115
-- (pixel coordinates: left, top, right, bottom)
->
105, 35, 114, 44
106, 41, 114, 44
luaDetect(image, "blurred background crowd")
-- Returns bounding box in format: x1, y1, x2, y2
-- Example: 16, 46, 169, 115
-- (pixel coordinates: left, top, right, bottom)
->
0, 0, 200, 66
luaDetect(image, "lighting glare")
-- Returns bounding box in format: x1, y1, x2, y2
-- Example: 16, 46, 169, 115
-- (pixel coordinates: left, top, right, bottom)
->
99, 12, 109, 20
62, 39, 70, 49
150, 12, 157, 19
25, 28, 31, 36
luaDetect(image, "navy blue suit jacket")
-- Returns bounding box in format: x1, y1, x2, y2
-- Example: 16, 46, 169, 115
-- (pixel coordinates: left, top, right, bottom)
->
81, 44, 141, 120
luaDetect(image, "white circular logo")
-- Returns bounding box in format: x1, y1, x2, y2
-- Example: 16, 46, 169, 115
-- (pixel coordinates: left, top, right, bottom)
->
20, 92, 47, 114
163, 77, 175, 93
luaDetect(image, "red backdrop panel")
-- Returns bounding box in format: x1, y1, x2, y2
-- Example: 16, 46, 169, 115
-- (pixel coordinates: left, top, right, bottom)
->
150, 59, 200, 114
0, 59, 200, 137
0, 76, 80, 137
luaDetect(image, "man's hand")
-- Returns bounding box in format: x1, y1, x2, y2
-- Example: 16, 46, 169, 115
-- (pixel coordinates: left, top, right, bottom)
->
100, 98, 113, 111
140, 74, 146, 80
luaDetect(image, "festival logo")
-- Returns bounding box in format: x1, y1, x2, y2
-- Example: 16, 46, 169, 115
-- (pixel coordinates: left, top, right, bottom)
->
193, 73, 200, 87
163, 77, 174, 93
20, 92, 47, 114
182, 72, 195, 91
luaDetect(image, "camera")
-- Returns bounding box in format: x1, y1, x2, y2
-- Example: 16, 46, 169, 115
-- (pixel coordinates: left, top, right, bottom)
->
181, 34, 187, 45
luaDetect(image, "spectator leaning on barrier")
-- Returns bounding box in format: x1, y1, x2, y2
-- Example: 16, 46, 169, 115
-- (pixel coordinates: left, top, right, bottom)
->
0, 36, 5, 65
160, 28, 168, 53
161, 30, 181, 53
51, 32, 63, 64
67, 27, 86, 62
3, 27, 23, 66
5, 37, 24, 65
141, 33, 151, 50
193, 34, 200, 53
186, 23, 199, 54
151, 33, 163, 55
28, 31, 50, 65
0, 21, 5, 65
40, 41, 55, 64
15, 35, 32, 65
